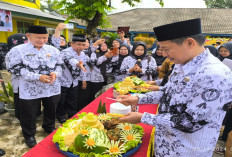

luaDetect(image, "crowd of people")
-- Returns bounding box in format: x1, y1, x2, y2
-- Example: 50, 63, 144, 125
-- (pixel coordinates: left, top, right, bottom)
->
1, 19, 232, 157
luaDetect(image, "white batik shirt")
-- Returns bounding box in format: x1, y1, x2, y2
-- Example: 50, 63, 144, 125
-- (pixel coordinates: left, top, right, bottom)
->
90, 52, 118, 82
113, 57, 130, 83
138, 49, 232, 157
78, 51, 91, 81
11, 74, 19, 93
5, 42, 63, 100
79, 46, 98, 82
120, 55, 157, 81
59, 47, 83, 87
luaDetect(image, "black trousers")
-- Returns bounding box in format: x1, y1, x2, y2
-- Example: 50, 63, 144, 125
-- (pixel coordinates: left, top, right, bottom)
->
14, 92, 20, 120
90, 82, 107, 100
15, 92, 41, 121
77, 81, 93, 112
19, 94, 60, 138
221, 108, 232, 141
56, 85, 78, 120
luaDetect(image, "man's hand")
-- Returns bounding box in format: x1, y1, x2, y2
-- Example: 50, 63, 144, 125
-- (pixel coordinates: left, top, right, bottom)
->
49, 72, 56, 84
82, 81, 87, 89
55, 23, 67, 32
54, 23, 67, 38
147, 85, 159, 91
92, 39, 105, 47
39, 75, 52, 83
0, 79, 3, 83
116, 95, 139, 106
119, 112, 143, 124
77, 60, 87, 72
147, 81, 156, 85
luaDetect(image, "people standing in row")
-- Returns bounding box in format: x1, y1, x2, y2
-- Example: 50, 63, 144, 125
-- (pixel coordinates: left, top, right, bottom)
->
113, 44, 131, 82
5, 25, 64, 148
120, 41, 157, 81
56, 34, 87, 124
90, 41, 118, 99
77, 38, 105, 108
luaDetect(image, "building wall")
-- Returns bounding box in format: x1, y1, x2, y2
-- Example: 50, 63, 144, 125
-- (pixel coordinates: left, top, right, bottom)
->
0, 0, 42, 43
0, 19, 18, 43
1, 0, 40, 9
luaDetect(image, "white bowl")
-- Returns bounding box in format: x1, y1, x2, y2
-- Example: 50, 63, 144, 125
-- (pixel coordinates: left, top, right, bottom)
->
110, 102, 131, 115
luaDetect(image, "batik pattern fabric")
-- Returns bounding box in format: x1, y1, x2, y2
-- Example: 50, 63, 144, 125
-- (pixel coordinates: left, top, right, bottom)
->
51, 35, 60, 49
77, 51, 91, 81
138, 49, 232, 157
11, 74, 19, 93
113, 58, 130, 83
90, 52, 118, 83
120, 55, 157, 81
79, 46, 98, 81
114, 68, 129, 82
5, 42, 63, 99
59, 47, 83, 87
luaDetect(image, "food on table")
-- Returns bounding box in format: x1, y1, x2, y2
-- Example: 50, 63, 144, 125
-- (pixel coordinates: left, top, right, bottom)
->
81, 113, 104, 131
102, 117, 121, 130
106, 113, 124, 118
74, 128, 109, 154
114, 76, 152, 95
53, 112, 144, 157
97, 113, 112, 121
96, 100, 107, 114
110, 102, 131, 115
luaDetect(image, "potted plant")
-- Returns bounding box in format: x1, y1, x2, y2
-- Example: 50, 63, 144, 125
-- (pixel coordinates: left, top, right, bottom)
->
0, 82, 14, 116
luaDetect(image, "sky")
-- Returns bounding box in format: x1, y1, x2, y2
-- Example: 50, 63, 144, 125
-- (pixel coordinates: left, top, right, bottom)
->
110, 0, 207, 13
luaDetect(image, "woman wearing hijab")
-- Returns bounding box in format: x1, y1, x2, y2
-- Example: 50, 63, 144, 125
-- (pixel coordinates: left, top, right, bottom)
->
112, 39, 123, 48
151, 45, 166, 66
90, 42, 118, 99
218, 42, 232, 61
214, 41, 232, 155
113, 44, 131, 82
204, 45, 219, 58
120, 41, 157, 81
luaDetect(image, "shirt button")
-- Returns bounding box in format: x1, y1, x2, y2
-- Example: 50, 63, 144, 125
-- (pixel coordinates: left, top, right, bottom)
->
184, 77, 190, 82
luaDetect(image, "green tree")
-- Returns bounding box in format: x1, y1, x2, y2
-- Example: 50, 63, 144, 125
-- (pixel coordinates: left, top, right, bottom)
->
204, 0, 232, 8
40, 0, 59, 13
51, 0, 164, 35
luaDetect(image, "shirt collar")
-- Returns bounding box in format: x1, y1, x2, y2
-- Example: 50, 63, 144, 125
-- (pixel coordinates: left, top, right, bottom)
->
27, 41, 34, 49
177, 49, 210, 76
27, 41, 48, 51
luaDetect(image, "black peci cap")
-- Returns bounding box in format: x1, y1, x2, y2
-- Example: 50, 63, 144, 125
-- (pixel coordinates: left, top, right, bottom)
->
153, 18, 202, 42
28, 25, 48, 34
72, 34, 86, 42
